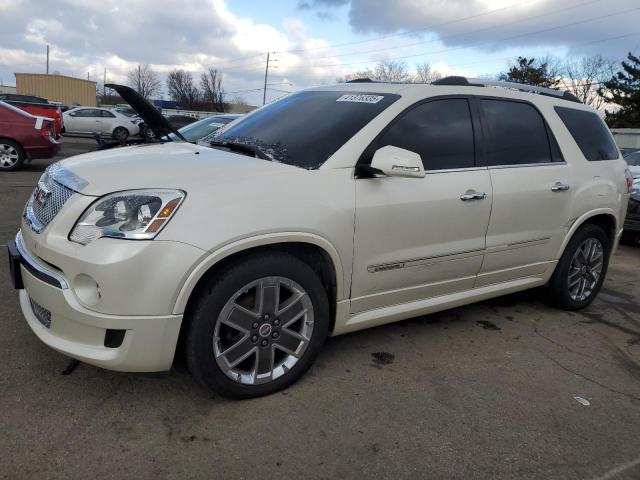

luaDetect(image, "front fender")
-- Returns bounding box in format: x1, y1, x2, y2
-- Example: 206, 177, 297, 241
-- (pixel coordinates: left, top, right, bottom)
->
172, 231, 346, 315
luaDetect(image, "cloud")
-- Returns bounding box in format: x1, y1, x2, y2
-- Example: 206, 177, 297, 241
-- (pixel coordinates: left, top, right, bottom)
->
305, 0, 640, 57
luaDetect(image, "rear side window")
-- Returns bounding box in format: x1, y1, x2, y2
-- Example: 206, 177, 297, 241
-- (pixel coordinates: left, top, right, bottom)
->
481, 99, 553, 166
554, 107, 619, 161
376, 98, 475, 170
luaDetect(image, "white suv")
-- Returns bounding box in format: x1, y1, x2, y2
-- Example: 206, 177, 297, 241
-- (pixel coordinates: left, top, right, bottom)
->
8, 78, 631, 398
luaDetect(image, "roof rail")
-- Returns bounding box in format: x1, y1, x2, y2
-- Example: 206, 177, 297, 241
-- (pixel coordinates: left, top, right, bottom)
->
432, 76, 582, 103
346, 78, 373, 83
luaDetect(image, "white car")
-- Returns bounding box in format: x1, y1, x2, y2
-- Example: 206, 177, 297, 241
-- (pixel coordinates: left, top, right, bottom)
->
9, 78, 631, 398
62, 107, 140, 140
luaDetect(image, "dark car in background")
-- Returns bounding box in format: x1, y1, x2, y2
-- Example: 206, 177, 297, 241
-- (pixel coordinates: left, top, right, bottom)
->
0, 100, 59, 171
0, 93, 64, 138
623, 151, 640, 242
165, 114, 198, 129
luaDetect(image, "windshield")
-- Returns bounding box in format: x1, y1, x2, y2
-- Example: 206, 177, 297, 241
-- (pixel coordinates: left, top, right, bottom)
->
625, 151, 640, 167
168, 116, 234, 142
210, 90, 400, 169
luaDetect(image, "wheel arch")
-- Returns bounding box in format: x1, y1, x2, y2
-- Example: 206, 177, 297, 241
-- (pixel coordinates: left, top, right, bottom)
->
173, 233, 345, 330
557, 209, 618, 260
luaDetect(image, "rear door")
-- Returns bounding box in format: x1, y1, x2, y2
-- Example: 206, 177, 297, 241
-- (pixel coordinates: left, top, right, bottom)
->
100, 109, 118, 134
351, 97, 493, 312
477, 98, 574, 287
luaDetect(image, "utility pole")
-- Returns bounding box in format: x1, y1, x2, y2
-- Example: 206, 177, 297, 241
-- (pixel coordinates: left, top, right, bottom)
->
103, 68, 106, 99
87, 72, 90, 80
262, 52, 270, 105
46, 45, 49, 74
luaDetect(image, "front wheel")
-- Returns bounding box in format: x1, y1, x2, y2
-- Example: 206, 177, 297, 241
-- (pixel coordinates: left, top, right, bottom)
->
0, 140, 25, 171
185, 253, 330, 398
547, 224, 611, 310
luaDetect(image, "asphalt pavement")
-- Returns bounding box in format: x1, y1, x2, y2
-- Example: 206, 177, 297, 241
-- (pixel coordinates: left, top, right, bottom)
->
1, 138, 639, 479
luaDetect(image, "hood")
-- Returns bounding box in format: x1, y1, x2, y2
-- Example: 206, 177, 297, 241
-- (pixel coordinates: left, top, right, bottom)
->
56, 142, 296, 196
105, 83, 185, 140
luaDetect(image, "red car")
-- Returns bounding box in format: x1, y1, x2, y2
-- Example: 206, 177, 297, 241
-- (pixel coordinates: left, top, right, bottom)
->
0, 94, 64, 138
0, 100, 60, 171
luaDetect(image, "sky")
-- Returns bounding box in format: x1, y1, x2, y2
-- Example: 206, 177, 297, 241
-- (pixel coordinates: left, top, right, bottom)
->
0, 0, 639, 105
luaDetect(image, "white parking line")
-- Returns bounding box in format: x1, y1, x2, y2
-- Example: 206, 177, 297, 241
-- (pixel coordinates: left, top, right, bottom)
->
594, 456, 640, 480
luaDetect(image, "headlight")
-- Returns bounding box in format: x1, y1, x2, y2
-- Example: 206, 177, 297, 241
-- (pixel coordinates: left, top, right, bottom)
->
69, 189, 185, 245
632, 178, 640, 195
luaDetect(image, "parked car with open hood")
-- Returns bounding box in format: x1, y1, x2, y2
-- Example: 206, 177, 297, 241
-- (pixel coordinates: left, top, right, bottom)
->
63, 106, 140, 141
8, 78, 631, 398
0, 100, 59, 171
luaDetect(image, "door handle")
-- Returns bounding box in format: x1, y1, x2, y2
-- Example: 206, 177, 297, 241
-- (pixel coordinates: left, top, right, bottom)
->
460, 190, 487, 201
551, 182, 570, 192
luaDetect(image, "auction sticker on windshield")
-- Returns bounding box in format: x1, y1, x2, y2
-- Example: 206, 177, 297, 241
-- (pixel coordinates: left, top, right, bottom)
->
336, 94, 384, 104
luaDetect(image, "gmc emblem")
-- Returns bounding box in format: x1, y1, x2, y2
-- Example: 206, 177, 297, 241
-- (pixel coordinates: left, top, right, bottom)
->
34, 182, 51, 206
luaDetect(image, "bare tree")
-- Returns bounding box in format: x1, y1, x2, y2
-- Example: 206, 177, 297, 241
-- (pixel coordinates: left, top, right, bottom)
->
200, 68, 225, 112
126, 64, 161, 99
337, 60, 412, 83
560, 55, 615, 109
166, 69, 200, 108
231, 95, 248, 106
413, 62, 442, 83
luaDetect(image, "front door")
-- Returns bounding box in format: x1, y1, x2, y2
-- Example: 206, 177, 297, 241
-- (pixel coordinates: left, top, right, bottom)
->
351, 97, 492, 313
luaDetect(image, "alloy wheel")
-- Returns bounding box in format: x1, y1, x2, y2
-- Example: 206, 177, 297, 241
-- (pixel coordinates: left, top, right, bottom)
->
0, 143, 19, 168
568, 237, 604, 302
213, 276, 314, 385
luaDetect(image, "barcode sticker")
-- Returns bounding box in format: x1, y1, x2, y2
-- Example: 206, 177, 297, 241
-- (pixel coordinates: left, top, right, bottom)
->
336, 94, 384, 104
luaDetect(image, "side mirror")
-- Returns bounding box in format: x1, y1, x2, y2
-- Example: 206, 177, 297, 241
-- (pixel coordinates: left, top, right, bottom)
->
370, 145, 425, 178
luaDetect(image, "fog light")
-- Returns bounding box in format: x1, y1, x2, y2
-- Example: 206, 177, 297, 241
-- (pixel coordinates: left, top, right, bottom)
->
73, 274, 101, 306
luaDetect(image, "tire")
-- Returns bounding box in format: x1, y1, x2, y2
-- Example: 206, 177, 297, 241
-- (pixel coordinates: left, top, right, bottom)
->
0, 140, 25, 171
185, 252, 330, 399
547, 223, 611, 310
112, 127, 129, 141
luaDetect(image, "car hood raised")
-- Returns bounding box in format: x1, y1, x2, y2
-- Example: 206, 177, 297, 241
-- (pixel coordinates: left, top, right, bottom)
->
57, 142, 297, 196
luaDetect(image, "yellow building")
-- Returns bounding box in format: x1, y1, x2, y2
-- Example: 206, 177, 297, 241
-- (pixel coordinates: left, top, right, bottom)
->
15, 73, 97, 106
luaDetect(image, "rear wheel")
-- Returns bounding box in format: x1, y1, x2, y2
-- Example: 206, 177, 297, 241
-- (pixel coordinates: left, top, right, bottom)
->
0, 140, 25, 171
112, 127, 129, 141
185, 253, 330, 398
548, 224, 610, 310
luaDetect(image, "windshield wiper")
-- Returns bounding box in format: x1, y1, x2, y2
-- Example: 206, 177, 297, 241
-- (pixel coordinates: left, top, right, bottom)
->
208, 141, 270, 160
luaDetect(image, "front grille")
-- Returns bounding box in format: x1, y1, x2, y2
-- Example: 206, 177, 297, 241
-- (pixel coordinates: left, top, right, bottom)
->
24, 165, 76, 233
29, 297, 52, 328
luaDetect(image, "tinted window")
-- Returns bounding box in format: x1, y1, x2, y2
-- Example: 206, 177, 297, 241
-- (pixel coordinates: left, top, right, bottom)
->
169, 116, 236, 142
213, 91, 400, 169
555, 107, 619, 161
481, 99, 552, 165
101, 110, 116, 118
73, 109, 100, 117
376, 98, 475, 170
625, 151, 640, 167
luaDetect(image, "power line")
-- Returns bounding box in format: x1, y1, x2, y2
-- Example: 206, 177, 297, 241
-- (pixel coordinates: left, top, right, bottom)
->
305, 6, 640, 70
277, 0, 542, 55
297, 0, 604, 61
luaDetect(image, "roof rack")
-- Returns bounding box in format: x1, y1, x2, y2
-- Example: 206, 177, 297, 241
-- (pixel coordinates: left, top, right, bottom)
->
432, 76, 582, 103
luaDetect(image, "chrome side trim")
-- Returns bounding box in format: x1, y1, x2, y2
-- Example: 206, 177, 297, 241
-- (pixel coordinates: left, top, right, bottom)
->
425, 166, 487, 175
15, 231, 69, 289
368, 247, 485, 273
368, 237, 552, 273
488, 162, 567, 170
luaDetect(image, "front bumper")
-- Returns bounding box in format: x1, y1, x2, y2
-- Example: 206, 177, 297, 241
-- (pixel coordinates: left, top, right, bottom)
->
10, 229, 203, 372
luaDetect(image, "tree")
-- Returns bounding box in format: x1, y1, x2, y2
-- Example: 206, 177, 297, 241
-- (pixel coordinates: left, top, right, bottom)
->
337, 60, 412, 83
560, 55, 615, 109
599, 52, 640, 128
414, 62, 442, 83
200, 68, 225, 112
166, 69, 200, 108
498, 56, 560, 88
126, 64, 161, 99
